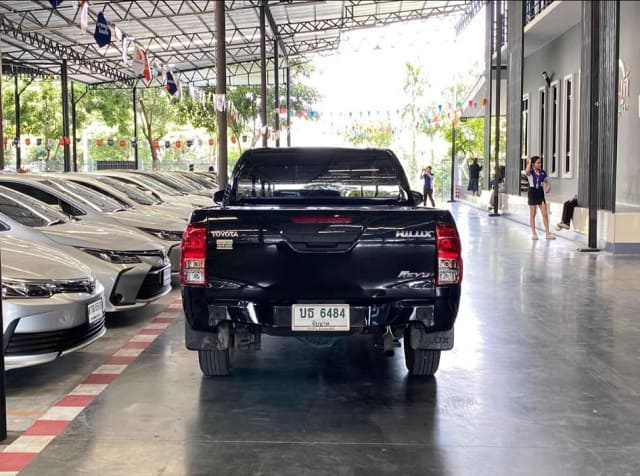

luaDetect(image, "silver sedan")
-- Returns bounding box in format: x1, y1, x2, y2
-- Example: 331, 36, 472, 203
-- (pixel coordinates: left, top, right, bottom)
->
0, 186, 172, 313
1, 234, 106, 370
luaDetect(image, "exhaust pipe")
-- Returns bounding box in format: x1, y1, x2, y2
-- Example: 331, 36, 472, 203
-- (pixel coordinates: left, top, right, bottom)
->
383, 326, 395, 357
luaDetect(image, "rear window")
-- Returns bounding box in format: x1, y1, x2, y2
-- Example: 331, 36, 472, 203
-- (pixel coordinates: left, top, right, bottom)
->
230, 149, 407, 204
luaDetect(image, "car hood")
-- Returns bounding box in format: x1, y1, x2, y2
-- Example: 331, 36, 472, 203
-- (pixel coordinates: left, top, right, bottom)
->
36, 221, 167, 252
109, 210, 186, 233
0, 234, 93, 281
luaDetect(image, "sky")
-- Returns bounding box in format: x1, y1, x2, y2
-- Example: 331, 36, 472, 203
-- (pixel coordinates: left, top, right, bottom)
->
291, 8, 486, 149
308, 10, 486, 114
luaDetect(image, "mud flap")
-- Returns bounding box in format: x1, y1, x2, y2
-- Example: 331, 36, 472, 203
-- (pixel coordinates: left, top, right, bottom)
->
185, 321, 232, 351
409, 326, 454, 351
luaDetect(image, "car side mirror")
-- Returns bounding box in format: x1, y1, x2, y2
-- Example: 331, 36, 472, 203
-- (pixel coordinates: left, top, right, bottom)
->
213, 190, 225, 204
410, 191, 423, 205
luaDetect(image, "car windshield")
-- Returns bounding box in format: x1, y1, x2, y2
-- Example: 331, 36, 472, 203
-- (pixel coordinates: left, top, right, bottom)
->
179, 173, 217, 188
230, 149, 408, 205
0, 187, 68, 227
94, 177, 159, 205
150, 173, 200, 193
110, 174, 182, 197
41, 179, 125, 213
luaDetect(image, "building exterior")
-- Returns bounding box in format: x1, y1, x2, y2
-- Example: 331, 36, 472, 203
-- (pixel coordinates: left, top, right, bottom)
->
462, 0, 640, 252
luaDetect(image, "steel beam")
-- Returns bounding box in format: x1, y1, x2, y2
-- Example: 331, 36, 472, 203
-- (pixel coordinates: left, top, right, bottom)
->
260, 4, 267, 147
0, 16, 132, 84
61, 59, 71, 172
133, 85, 139, 170
216, 0, 228, 189
490, 5, 503, 216
14, 74, 21, 170
286, 66, 291, 147
274, 40, 280, 147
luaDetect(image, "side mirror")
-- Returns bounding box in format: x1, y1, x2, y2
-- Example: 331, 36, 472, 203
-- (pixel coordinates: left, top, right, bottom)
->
213, 190, 225, 204
410, 191, 423, 205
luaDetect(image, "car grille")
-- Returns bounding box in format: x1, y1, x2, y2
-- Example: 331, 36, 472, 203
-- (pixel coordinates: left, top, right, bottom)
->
136, 266, 169, 300
5, 317, 105, 356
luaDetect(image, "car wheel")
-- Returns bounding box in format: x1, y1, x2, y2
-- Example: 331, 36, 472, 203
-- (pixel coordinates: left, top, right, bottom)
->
404, 328, 440, 377
198, 341, 234, 377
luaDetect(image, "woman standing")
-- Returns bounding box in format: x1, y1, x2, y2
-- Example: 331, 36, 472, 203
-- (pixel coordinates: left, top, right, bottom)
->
525, 156, 555, 240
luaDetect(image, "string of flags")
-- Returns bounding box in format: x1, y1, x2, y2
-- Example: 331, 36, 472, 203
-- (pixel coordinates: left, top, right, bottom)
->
49, 0, 185, 97
3, 127, 295, 150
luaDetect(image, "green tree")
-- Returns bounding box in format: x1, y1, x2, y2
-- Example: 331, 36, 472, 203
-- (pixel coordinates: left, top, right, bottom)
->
136, 87, 178, 168
2, 78, 67, 168
401, 63, 427, 180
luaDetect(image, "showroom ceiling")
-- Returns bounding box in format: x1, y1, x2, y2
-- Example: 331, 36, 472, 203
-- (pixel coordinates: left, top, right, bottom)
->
0, 0, 472, 86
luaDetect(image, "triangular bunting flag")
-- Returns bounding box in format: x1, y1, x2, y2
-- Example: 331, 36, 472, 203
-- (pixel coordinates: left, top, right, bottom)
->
166, 71, 178, 95
93, 12, 111, 47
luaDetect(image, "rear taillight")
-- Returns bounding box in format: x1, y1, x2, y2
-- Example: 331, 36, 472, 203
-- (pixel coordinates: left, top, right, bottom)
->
181, 222, 207, 286
436, 222, 463, 285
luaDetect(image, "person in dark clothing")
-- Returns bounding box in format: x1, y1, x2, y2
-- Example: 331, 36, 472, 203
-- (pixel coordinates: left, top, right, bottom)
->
556, 196, 578, 230
467, 158, 482, 196
188, 163, 194, 172
421, 166, 436, 207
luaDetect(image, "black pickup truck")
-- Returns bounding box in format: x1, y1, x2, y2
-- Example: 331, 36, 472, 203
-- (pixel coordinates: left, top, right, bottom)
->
181, 147, 462, 377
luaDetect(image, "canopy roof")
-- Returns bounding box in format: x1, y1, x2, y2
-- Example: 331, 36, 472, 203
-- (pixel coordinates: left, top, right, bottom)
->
0, 0, 470, 87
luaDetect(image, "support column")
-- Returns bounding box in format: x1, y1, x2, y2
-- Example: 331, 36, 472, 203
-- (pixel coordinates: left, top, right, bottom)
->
490, 3, 503, 216
0, 38, 4, 170
274, 40, 280, 147
215, 0, 228, 189
260, 4, 268, 147
483, 1, 494, 190
505, 0, 524, 194
14, 74, 20, 170
133, 85, 139, 169
0, 32, 7, 443
579, 1, 601, 250
61, 59, 71, 172
286, 66, 291, 146
71, 82, 78, 171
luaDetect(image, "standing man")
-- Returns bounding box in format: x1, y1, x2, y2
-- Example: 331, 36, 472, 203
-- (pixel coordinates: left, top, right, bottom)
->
468, 158, 482, 196
421, 166, 436, 207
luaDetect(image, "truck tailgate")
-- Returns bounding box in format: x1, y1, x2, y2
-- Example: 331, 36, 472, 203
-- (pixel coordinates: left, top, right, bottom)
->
204, 208, 450, 301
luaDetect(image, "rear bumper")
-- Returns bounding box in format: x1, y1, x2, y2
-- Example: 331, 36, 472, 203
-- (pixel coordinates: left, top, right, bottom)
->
182, 285, 460, 340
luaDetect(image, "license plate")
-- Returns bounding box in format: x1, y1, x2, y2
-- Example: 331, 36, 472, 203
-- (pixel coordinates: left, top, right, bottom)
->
162, 267, 171, 287
87, 299, 103, 324
291, 304, 350, 331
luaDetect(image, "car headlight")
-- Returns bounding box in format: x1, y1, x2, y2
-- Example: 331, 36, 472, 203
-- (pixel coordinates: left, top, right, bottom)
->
82, 248, 142, 264
140, 229, 184, 242
2, 277, 97, 298
2, 279, 56, 298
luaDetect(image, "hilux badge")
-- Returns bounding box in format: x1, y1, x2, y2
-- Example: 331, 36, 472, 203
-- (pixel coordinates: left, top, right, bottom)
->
395, 230, 433, 239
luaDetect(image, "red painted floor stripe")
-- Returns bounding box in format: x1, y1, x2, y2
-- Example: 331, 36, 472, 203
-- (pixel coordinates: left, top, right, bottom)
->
105, 355, 137, 365
152, 317, 176, 324
139, 328, 164, 335
82, 373, 118, 385
56, 395, 96, 407
0, 452, 37, 471
122, 341, 151, 349
23, 420, 70, 436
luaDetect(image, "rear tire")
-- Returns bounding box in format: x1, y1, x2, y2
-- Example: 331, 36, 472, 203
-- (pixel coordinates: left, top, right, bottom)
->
404, 328, 440, 377
198, 345, 234, 377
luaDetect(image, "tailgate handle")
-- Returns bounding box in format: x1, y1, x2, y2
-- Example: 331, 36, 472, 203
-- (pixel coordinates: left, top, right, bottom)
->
303, 242, 339, 249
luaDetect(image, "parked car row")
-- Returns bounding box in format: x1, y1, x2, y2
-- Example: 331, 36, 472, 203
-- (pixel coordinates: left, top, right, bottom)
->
1, 170, 217, 370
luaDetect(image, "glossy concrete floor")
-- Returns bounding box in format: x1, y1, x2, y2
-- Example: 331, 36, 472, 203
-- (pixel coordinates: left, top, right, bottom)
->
17, 204, 640, 476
